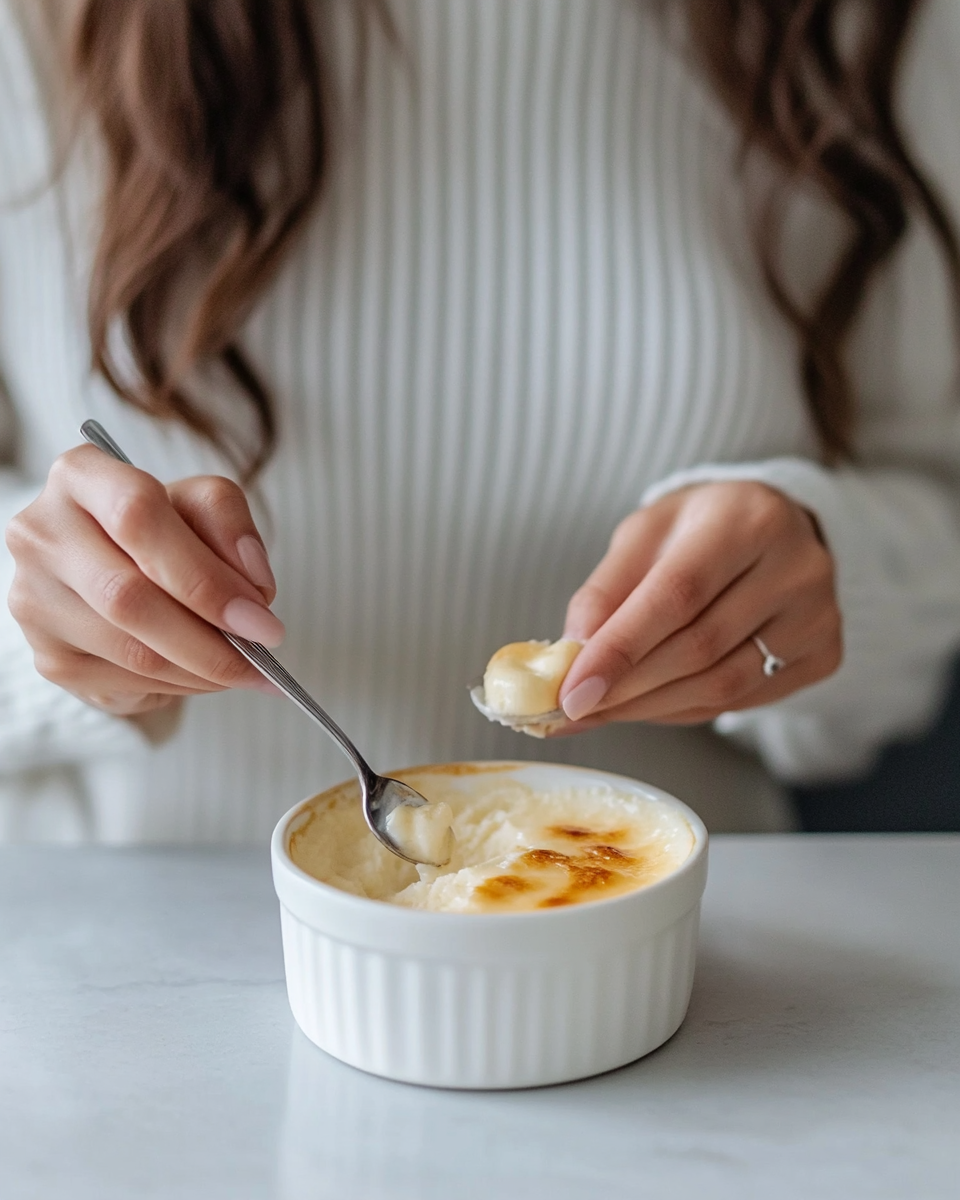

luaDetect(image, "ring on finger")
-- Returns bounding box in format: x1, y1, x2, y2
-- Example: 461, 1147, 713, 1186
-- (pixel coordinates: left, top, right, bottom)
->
752, 634, 787, 678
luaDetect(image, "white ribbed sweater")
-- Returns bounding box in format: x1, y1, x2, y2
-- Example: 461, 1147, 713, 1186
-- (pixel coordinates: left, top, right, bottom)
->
4, 0, 960, 843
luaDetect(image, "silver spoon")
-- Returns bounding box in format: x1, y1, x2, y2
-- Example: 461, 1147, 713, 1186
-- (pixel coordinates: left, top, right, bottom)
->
468, 679, 567, 739
80, 419, 450, 867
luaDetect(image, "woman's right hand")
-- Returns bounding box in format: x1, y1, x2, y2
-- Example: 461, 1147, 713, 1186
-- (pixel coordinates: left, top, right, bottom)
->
4, 445, 285, 717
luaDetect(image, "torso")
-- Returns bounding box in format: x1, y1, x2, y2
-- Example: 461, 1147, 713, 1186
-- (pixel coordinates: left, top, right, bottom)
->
1, 0, 862, 840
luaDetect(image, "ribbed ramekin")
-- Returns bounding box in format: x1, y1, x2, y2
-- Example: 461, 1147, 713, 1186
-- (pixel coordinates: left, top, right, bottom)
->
271, 762, 708, 1089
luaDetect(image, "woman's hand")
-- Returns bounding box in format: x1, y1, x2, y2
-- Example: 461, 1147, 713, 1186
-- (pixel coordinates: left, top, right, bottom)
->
5, 445, 284, 718
557, 482, 842, 729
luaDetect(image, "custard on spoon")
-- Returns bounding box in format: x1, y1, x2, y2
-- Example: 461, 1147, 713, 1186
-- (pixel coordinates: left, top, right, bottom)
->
470, 638, 582, 737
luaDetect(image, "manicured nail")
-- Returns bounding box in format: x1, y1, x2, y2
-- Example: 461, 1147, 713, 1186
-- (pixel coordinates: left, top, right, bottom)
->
222, 597, 285, 647
237, 535, 276, 592
236, 675, 283, 696
562, 676, 609, 722
563, 625, 589, 643
253, 678, 283, 697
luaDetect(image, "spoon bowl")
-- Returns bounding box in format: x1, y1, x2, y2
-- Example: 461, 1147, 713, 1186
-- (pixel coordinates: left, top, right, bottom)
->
468, 679, 569, 738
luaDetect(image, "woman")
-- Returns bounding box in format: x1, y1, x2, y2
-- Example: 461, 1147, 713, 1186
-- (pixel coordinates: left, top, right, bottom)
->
2, 0, 960, 842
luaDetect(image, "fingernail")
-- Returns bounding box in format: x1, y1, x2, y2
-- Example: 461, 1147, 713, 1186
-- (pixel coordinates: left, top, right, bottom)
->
236, 675, 282, 695
236, 675, 283, 696
237, 535, 276, 591
253, 679, 283, 697
222, 597, 286, 647
562, 676, 609, 722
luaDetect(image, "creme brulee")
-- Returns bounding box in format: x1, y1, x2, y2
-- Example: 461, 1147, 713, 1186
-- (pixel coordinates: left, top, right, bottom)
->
482, 638, 582, 717
288, 768, 693, 913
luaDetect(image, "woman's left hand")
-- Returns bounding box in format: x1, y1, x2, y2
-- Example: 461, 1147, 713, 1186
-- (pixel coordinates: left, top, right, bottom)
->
556, 481, 843, 729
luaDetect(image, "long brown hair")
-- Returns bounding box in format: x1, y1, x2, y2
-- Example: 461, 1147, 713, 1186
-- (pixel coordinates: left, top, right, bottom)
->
63, 0, 960, 476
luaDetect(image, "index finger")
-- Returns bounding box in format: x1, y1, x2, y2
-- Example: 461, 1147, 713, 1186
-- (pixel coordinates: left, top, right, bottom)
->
58, 447, 285, 646
559, 506, 761, 719
563, 505, 675, 642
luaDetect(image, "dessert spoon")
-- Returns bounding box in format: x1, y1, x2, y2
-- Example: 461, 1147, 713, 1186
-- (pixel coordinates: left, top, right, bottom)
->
468, 679, 567, 738
80, 419, 450, 867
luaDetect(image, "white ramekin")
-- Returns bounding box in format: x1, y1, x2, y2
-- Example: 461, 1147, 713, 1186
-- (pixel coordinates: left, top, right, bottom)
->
271, 761, 708, 1089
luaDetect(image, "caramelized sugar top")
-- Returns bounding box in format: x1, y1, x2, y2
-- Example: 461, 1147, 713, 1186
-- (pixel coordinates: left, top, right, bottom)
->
471, 822, 671, 912
288, 773, 693, 913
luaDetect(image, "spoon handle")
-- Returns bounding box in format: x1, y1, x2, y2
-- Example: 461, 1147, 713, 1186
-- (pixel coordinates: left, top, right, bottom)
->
80, 419, 134, 465
219, 632, 374, 785
79, 419, 376, 787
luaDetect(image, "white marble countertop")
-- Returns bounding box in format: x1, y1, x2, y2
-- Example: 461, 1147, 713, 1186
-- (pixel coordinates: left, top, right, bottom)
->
1, 836, 958, 1199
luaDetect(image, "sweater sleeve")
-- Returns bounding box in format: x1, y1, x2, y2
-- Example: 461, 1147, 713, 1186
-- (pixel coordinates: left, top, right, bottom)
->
0, 417, 144, 776
0, 3, 145, 776
639, 0, 960, 783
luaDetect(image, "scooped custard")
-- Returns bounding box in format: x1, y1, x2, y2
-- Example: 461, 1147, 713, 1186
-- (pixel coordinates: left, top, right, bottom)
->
482, 638, 582, 717
385, 799, 455, 865
288, 767, 693, 913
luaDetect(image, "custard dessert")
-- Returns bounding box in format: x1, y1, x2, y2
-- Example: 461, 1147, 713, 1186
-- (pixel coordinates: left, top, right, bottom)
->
471, 638, 582, 736
288, 767, 693, 914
